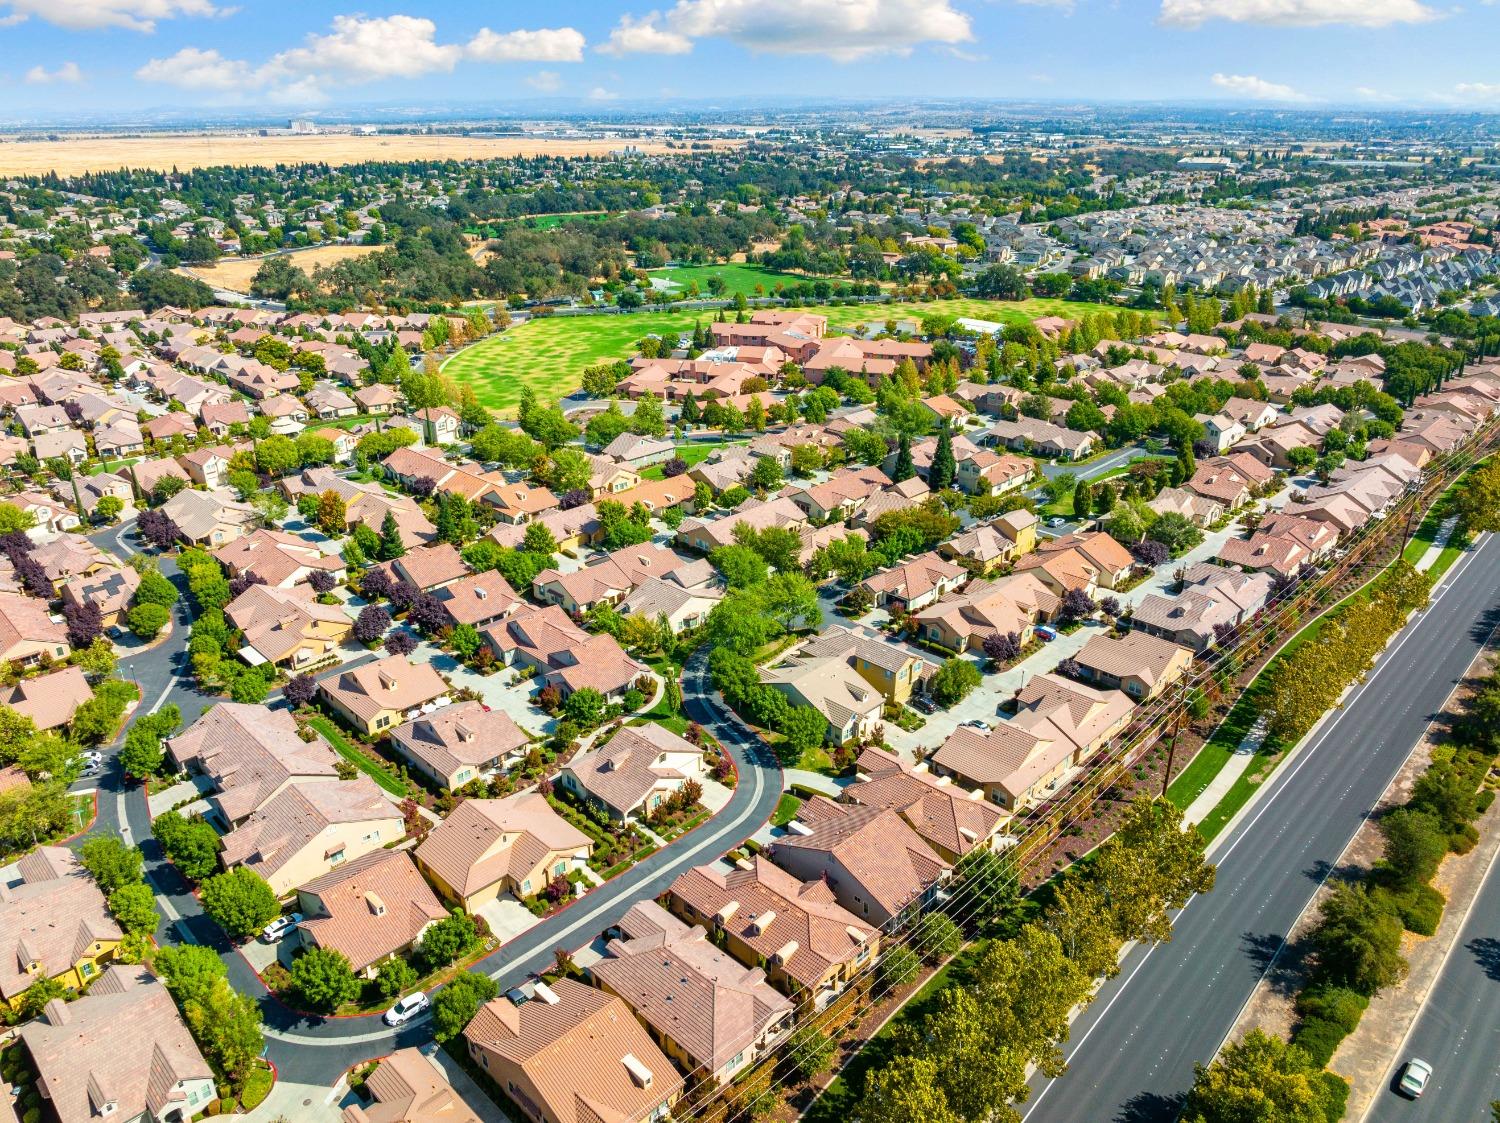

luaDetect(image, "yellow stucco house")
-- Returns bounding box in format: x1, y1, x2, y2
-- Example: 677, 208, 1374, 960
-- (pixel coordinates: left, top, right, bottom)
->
0, 848, 122, 1010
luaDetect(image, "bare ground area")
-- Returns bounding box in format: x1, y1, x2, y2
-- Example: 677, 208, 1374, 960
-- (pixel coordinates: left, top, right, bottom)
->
0, 133, 742, 177
177, 245, 383, 293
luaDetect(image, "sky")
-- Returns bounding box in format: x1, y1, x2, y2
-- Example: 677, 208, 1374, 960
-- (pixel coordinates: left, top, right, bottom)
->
2, 0, 1500, 120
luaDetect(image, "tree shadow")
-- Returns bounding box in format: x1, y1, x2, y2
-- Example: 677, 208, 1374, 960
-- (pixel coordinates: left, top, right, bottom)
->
1301, 858, 1364, 884
1468, 936, 1500, 982
1114, 1089, 1186, 1123
1242, 930, 1301, 996
1470, 605, 1500, 646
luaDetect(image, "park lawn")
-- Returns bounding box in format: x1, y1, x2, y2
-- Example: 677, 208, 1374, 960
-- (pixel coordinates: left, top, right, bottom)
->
638, 439, 745, 479
649, 262, 839, 299
441, 297, 1155, 414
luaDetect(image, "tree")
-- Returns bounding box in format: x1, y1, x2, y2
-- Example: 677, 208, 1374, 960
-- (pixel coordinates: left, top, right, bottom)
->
385, 630, 418, 656
376, 956, 419, 999
119, 725, 166, 779
135, 568, 179, 608
431, 971, 500, 1041
786, 1025, 836, 1084
378, 511, 406, 560
94, 494, 124, 524
561, 687, 607, 728
1073, 480, 1093, 519
200, 868, 280, 940
79, 836, 143, 893
856, 1055, 962, 1123
982, 631, 1023, 666
710, 544, 769, 588
185, 978, 265, 1083
1093, 796, 1216, 946
879, 944, 921, 990
748, 456, 784, 493
1452, 459, 1500, 534
778, 705, 828, 765
127, 602, 170, 640
1184, 1029, 1348, 1123
109, 882, 159, 935
63, 600, 104, 650
630, 391, 666, 437
316, 490, 348, 536
417, 910, 478, 971
154, 944, 227, 1006
1148, 511, 1204, 556
153, 813, 222, 881
284, 673, 318, 709
913, 912, 963, 964
291, 947, 361, 1012
522, 521, 558, 556
1059, 586, 1096, 624
930, 423, 955, 491
1379, 808, 1448, 892
354, 604, 392, 645
930, 657, 982, 706
1043, 875, 1123, 982
1309, 882, 1407, 996
892, 432, 915, 482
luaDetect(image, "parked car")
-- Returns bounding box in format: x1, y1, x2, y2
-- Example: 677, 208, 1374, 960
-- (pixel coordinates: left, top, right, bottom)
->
912, 695, 937, 715
1397, 1058, 1432, 1099
962, 719, 991, 732
1034, 625, 1059, 642
1046, 516, 1067, 528
260, 913, 303, 944
383, 992, 430, 1027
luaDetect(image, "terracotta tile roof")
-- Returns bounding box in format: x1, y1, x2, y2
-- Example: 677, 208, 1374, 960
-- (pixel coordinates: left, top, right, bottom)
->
298, 851, 447, 974
669, 857, 876, 991
226, 583, 350, 665
465, 977, 682, 1123
390, 701, 529, 784
390, 543, 469, 591
860, 551, 965, 602
213, 528, 342, 588
431, 571, 520, 626
565, 723, 703, 818
20, 967, 212, 1123
0, 665, 93, 731
415, 791, 590, 900
844, 755, 1004, 857
0, 848, 121, 1002
593, 901, 793, 1075
219, 776, 398, 883
1073, 632, 1192, 688
345, 1047, 483, 1123
319, 655, 450, 727
0, 591, 67, 660
760, 657, 882, 731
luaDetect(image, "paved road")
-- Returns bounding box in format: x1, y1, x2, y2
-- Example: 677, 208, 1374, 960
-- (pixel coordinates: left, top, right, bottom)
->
1365, 843, 1500, 1122
1020, 531, 1500, 1123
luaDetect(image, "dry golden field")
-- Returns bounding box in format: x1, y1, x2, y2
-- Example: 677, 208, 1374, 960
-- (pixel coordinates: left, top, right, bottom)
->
0, 133, 740, 177
176, 244, 383, 293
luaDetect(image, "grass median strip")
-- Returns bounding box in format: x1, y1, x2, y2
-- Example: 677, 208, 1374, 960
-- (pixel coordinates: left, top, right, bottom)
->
302, 714, 407, 796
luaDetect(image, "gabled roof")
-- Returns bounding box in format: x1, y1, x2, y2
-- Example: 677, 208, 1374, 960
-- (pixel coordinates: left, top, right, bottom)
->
414, 791, 590, 899
299, 850, 447, 974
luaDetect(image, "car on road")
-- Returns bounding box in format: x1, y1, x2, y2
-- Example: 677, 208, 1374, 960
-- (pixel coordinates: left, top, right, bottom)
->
962, 719, 991, 732
1046, 516, 1067, 528
260, 913, 302, 944
383, 992, 430, 1026
1397, 1058, 1432, 1098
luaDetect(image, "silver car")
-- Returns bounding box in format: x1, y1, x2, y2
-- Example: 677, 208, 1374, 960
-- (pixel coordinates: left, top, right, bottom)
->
1397, 1058, 1432, 1099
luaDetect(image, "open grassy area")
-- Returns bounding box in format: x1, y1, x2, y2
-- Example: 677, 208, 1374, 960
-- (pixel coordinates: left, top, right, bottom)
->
178, 244, 381, 293
638, 439, 745, 479
443, 297, 1152, 414
647, 262, 837, 299
771, 793, 803, 827
303, 714, 407, 797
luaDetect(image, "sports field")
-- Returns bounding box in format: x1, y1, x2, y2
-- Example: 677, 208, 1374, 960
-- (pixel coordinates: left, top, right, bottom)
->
647, 262, 839, 299
441, 297, 1151, 413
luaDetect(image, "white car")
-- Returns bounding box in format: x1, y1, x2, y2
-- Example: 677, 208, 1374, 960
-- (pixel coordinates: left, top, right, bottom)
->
259, 913, 302, 944
962, 719, 991, 732
1397, 1058, 1432, 1099
383, 992, 429, 1027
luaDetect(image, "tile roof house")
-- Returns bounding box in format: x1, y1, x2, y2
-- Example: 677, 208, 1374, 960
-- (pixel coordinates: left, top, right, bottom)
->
165, 702, 341, 826
341, 1046, 484, 1123
667, 856, 879, 1010
429, 570, 522, 631
532, 543, 707, 617
858, 551, 967, 613
414, 791, 591, 911
938, 510, 1038, 569
1148, 486, 1224, 527
790, 624, 935, 706
218, 776, 402, 896
675, 496, 807, 555
213, 528, 344, 589
0, 847, 122, 1007
389, 700, 531, 792
1015, 530, 1136, 595
319, 655, 452, 737
1072, 631, 1195, 701
225, 583, 353, 670
912, 572, 1060, 654
840, 747, 1006, 861
560, 722, 706, 822
617, 574, 723, 635
1130, 563, 1275, 652
954, 448, 1034, 497
385, 543, 470, 593
19, 966, 215, 1123
464, 976, 683, 1123
60, 558, 140, 628
769, 797, 951, 925
160, 487, 257, 547
760, 655, 883, 747
295, 850, 447, 977
0, 591, 70, 666
601, 433, 674, 468
0, 665, 94, 731
482, 605, 647, 701
592, 901, 794, 1085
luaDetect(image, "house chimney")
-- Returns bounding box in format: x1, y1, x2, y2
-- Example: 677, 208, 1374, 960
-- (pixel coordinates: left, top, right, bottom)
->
748, 910, 775, 936
621, 1054, 654, 1089
532, 981, 561, 1005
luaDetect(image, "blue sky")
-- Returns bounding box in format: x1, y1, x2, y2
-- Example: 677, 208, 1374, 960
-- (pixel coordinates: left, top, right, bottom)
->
2, 0, 1499, 119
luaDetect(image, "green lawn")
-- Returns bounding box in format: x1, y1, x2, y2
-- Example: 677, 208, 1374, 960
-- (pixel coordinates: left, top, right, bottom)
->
303, 714, 407, 796
441, 297, 1155, 414
638, 439, 745, 479
647, 262, 840, 299
771, 793, 803, 827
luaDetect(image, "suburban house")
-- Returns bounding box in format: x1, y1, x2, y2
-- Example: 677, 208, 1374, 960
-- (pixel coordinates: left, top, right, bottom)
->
319, 655, 452, 736
388, 701, 531, 791
617, 575, 724, 634
532, 543, 710, 617
591, 901, 794, 1086
985, 416, 1096, 460
1072, 631, 1195, 700
213, 528, 345, 589
225, 583, 353, 671
218, 776, 402, 896
912, 572, 1059, 653
601, 433, 674, 468
178, 447, 232, 489
559, 722, 706, 822
1016, 531, 1135, 595
160, 488, 257, 547
667, 856, 879, 1010
840, 747, 1006, 862
483, 604, 647, 702
341, 1047, 485, 1123
954, 449, 1034, 496
769, 797, 951, 925
760, 655, 883, 746
784, 624, 933, 706
858, 551, 968, 612
384, 543, 470, 594
0, 665, 94, 731
1217, 512, 1339, 577
19, 966, 216, 1123
1148, 486, 1224, 527
0, 592, 70, 666
414, 791, 592, 911
464, 977, 683, 1123
164, 703, 341, 827
0, 847, 122, 1010
294, 850, 447, 977
1130, 563, 1276, 652
938, 509, 1038, 570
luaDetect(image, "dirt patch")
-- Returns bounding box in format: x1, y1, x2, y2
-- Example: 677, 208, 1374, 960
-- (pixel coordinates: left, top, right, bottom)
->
177, 244, 382, 293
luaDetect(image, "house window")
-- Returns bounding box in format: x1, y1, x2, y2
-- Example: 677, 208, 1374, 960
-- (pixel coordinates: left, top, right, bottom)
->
521, 879, 531, 894
81, 961, 94, 977
553, 861, 566, 876
329, 849, 346, 866
362, 831, 380, 843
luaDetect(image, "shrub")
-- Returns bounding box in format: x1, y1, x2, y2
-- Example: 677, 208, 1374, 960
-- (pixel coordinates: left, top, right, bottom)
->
1392, 884, 1446, 936
1289, 1016, 1348, 1068
1477, 790, 1496, 814
1294, 985, 1368, 1035
127, 602, 170, 640
878, 944, 920, 990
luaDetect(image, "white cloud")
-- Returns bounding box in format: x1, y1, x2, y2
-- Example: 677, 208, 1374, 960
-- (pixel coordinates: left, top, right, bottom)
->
1211, 72, 1308, 100
0, 0, 224, 31
1451, 81, 1500, 101
525, 69, 563, 92
603, 0, 972, 61
589, 86, 620, 101
1163, 0, 1438, 26
1354, 85, 1398, 101
467, 26, 586, 63
599, 13, 695, 55
135, 46, 251, 91
24, 61, 83, 83
138, 15, 587, 101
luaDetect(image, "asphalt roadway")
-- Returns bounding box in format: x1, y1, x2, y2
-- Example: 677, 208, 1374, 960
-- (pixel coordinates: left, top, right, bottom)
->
1365, 833, 1500, 1122
1020, 530, 1500, 1123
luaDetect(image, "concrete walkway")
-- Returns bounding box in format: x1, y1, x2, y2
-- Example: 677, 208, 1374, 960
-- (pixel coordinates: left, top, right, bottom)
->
1182, 715, 1267, 827
782, 768, 851, 797
1415, 516, 1459, 572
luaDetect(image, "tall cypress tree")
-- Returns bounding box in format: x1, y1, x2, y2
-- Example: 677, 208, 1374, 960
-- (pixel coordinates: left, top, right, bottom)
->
930, 422, 956, 491
893, 432, 915, 483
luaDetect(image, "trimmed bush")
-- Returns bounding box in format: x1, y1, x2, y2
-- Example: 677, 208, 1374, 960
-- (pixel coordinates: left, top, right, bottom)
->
1319, 1071, 1350, 1122
1294, 985, 1368, 1035
1450, 823, 1480, 855
1395, 884, 1446, 936
1476, 789, 1495, 814
1290, 1016, 1349, 1068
